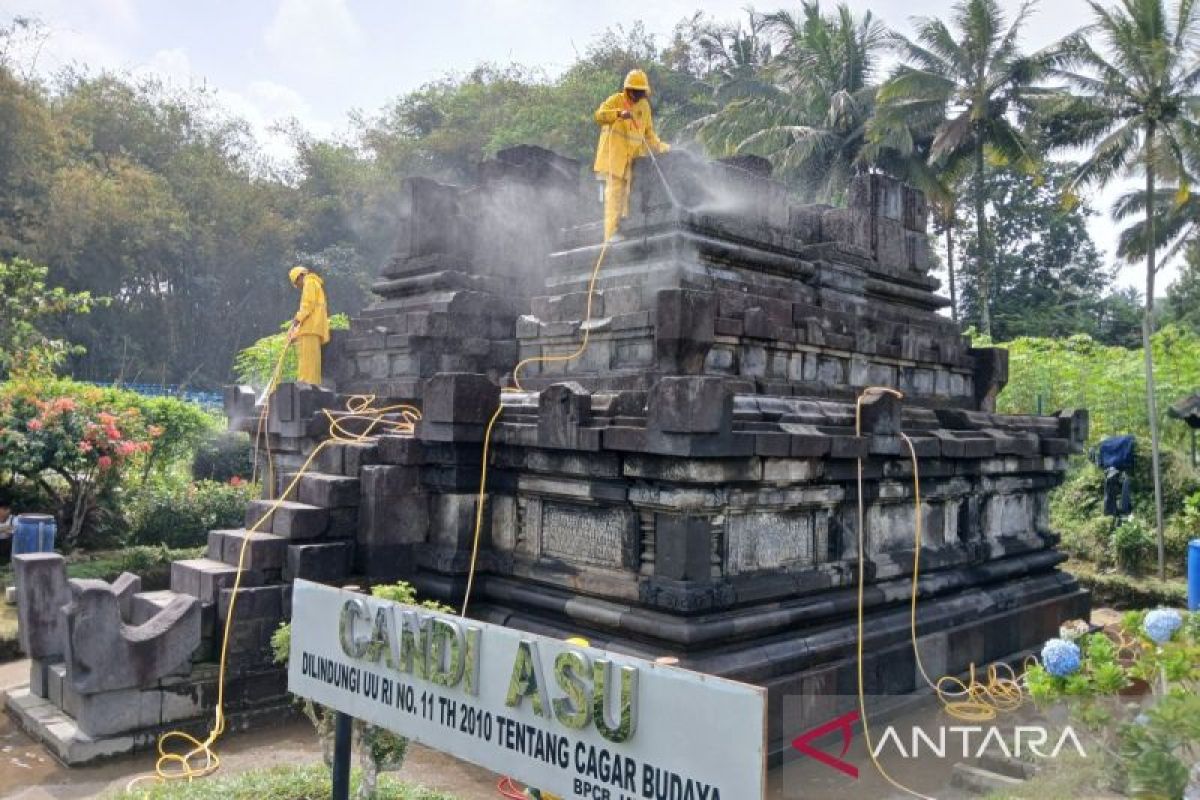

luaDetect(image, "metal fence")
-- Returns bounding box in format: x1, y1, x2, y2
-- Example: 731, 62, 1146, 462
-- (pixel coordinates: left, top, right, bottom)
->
85, 381, 223, 410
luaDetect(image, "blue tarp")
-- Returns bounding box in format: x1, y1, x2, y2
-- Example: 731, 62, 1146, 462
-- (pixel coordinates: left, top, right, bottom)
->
1096, 434, 1136, 471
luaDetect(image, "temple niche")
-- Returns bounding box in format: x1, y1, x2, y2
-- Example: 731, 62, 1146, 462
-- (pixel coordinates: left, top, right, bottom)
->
9, 145, 1088, 762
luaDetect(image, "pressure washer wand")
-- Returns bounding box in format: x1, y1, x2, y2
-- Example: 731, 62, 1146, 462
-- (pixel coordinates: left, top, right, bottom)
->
624, 105, 680, 209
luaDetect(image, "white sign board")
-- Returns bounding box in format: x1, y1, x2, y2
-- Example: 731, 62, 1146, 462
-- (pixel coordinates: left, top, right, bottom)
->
288, 580, 766, 800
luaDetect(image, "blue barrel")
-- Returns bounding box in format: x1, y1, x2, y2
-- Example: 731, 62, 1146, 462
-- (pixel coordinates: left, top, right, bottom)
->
1190, 539, 1200, 611
12, 514, 57, 556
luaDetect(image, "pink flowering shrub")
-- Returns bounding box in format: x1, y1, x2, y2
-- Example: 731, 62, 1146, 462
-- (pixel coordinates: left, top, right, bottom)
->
0, 382, 158, 548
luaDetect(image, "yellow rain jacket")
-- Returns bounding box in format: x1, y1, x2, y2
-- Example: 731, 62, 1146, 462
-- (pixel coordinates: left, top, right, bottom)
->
294, 272, 330, 343
593, 92, 668, 178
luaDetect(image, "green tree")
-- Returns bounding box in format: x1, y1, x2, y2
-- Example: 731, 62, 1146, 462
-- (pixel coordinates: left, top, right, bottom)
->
955, 163, 1132, 342
1163, 243, 1200, 332
877, 0, 1051, 337
0, 63, 59, 255
32, 73, 302, 386
1048, 0, 1200, 578
688, 2, 888, 203
0, 257, 95, 376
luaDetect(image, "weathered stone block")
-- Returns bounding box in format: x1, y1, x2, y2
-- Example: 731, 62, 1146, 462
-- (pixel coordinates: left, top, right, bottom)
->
821, 208, 872, 251
904, 230, 933, 272
647, 377, 733, 434
904, 186, 929, 232
13, 553, 70, 660
875, 218, 907, 269
538, 382, 593, 450
29, 658, 52, 699
171, 559, 262, 605
655, 515, 712, 581
245, 499, 328, 540
422, 372, 499, 424
970, 347, 1009, 412
66, 685, 162, 737
294, 473, 360, 508
64, 579, 200, 694
285, 542, 353, 583
858, 390, 903, 435
208, 530, 287, 571
374, 435, 425, 465
655, 289, 715, 372
316, 442, 378, 476
218, 584, 289, 621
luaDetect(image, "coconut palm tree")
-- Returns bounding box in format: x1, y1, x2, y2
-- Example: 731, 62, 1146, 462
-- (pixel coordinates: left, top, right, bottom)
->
1046, 0, 1200, 578
875, 0, 1051, 337
687, 1, 888, 203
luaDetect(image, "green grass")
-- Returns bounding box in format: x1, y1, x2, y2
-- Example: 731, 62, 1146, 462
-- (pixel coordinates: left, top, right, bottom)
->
114, 765, 460, 800
1065, 559, 1188, 609
982, 750, 1120, 800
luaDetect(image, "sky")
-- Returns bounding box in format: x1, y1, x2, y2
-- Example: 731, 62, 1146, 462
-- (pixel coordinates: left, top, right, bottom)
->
0, 0, 1173, 292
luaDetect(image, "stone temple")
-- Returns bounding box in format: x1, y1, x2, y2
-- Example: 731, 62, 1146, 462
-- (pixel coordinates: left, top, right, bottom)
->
8, 145, 1089, 763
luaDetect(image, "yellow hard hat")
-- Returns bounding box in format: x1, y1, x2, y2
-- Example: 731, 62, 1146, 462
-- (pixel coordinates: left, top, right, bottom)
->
565, 636, 590, 647
288, 266, 308, 285
623, 69, 651, 93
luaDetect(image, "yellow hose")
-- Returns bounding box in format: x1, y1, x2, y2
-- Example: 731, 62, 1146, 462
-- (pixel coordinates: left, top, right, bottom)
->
127, 346, 420, 793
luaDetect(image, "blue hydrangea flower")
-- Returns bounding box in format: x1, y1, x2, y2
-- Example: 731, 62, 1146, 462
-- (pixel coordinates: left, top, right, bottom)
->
1041, 638, 1082, 677
1143, 608, 1183, 644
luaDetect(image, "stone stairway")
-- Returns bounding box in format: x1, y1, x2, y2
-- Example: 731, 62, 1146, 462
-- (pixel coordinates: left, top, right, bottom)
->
163, 441, 373, 669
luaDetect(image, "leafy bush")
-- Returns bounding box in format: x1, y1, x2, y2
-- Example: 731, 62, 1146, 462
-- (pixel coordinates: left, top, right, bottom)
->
0, 377, 220, 549
129, 480, 254, 549
192, 431, 253, 483
1112, 518, 1154, 574
1050, 443, 1200, 574
1025, 610, 1200, 799
0, 382, 155, 548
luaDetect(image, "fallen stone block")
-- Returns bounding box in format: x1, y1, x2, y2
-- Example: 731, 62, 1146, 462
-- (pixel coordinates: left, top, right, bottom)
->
422, 372, 499, 424
218, 584, 290, 622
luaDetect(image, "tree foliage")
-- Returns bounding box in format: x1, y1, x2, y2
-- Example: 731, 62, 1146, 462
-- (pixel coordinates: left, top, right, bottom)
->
0, 257, 96, 376
954, 163, 1140, 344
992, 326, 1200, 448
0, 5, 1160, 390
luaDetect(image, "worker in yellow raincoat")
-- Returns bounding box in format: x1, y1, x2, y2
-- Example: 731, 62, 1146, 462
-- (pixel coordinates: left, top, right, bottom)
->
287, 266, 329, 385
593, 69, 670, 241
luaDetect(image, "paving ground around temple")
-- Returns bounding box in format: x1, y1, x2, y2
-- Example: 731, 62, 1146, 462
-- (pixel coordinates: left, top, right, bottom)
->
0, 656, 1049, 800
2, 611, 1126, 800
